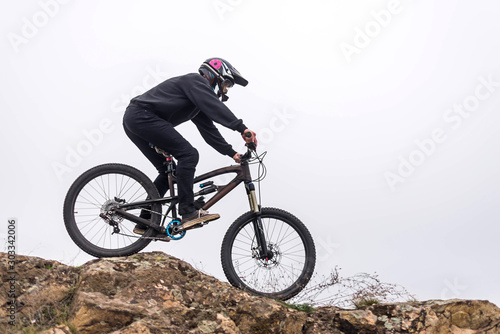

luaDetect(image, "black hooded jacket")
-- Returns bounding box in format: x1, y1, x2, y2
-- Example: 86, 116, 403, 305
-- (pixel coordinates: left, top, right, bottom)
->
130, 73, 247, 157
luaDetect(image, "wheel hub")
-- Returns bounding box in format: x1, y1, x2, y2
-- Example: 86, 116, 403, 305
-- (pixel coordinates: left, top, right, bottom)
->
100, 199, 124, 223
253, 243, 281, 269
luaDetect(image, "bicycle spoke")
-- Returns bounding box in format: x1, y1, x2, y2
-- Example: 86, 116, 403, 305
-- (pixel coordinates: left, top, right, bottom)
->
117, 174, 126, 198
75, 194, 102, 209
86, 179, 107, 203
121, 178, 140, 200
117, 176, 132, 199
126, 186, 146, 203
96, 176, 108, 201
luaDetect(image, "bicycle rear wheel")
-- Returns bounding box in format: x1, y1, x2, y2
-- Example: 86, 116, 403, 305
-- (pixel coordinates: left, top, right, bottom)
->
221, 207, 316, 300
63, 163, 161, 258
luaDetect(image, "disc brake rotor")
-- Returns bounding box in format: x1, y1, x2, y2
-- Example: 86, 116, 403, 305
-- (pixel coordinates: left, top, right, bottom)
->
253, 243, 281, 269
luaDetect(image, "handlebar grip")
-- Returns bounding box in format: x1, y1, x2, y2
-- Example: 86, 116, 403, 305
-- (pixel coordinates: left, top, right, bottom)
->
244, 131, 255, 151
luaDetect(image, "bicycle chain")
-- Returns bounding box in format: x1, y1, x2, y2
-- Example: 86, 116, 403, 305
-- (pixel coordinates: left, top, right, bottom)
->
114, 208, 174, 240
114, 232, 170, 241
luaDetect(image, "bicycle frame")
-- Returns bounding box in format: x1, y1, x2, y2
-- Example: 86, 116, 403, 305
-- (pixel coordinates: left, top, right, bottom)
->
111, 152, 270, 258
113, 160, 253, 224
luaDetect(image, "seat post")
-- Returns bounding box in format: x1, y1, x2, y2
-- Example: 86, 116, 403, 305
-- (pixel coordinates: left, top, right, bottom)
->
164, 155, 175, 173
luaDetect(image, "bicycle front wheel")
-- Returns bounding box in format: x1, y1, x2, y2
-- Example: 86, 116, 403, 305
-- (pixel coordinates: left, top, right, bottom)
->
221, 207, 316, 300
63, 163, 161, 258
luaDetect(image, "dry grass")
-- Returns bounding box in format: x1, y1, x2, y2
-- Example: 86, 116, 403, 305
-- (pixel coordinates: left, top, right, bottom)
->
289, 266, 415, 309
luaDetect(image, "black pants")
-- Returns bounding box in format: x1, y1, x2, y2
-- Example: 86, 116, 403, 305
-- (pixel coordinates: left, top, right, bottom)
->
123, 105, 199, 216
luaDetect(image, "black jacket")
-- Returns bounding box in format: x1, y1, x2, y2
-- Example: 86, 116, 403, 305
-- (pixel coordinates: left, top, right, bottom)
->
130, 73, 247, 157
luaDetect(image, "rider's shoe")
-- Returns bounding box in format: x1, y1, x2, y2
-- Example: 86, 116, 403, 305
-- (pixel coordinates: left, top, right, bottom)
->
181, 209, 220, 230
133, 209, 151, 235
133, 224, 147, 235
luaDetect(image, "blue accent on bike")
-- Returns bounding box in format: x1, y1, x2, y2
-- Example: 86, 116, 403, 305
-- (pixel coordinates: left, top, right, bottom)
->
167, 220, 185, 240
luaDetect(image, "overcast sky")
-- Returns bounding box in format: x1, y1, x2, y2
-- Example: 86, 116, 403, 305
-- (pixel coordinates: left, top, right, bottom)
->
2, 0, 499, 306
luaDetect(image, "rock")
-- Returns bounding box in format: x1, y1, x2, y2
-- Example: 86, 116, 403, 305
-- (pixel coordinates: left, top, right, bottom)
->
1, 251, 500, 333
108, 321, 152, 334
0, 253, 80, 332
37, 325, 72, 334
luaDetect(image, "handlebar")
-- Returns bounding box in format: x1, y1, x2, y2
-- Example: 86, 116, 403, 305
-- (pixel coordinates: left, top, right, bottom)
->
240, 146, 254, 163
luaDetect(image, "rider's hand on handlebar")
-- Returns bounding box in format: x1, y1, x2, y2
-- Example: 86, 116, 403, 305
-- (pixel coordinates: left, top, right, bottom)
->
242, 129, 257, 148
233, 153, 242, 164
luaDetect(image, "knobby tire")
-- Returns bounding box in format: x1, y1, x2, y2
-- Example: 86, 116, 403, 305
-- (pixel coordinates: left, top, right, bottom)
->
221, 207, 316, 300
63, 163, 161, 258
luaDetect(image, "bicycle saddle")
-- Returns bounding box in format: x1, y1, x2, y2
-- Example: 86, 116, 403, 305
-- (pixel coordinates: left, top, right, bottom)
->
149, 143, 171, 157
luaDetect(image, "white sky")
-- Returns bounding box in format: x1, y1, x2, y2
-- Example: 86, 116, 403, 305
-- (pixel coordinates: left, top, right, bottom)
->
1, 0, 499, 305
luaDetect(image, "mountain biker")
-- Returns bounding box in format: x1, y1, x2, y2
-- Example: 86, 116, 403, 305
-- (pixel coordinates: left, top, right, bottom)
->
122, 58, 257, 234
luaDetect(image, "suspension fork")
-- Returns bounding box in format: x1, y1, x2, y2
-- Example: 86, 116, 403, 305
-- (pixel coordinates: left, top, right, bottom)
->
245, 182, 269, 259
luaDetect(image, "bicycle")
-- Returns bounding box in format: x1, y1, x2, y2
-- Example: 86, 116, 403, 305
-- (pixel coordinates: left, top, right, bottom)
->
63, 141, 316, 300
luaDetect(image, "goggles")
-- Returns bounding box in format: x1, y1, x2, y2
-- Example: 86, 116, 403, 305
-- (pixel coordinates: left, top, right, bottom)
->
221, 78, 234, 89
220, 78, 234, 94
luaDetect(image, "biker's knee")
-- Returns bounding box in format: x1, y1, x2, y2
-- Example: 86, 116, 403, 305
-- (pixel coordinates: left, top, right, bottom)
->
185, 147, 199, 166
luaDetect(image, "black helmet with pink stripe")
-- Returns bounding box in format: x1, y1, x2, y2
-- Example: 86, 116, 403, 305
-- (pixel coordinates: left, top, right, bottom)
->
199, 58, 248, 101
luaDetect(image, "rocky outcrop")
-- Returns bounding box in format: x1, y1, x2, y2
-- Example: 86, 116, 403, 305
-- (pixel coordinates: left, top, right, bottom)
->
1, 251, 500, 333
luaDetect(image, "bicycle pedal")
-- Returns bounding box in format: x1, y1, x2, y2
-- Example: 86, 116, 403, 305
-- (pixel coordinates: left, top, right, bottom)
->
190, 222, 206, 229
182, 221, 207, 230
181, 214, 220, 230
